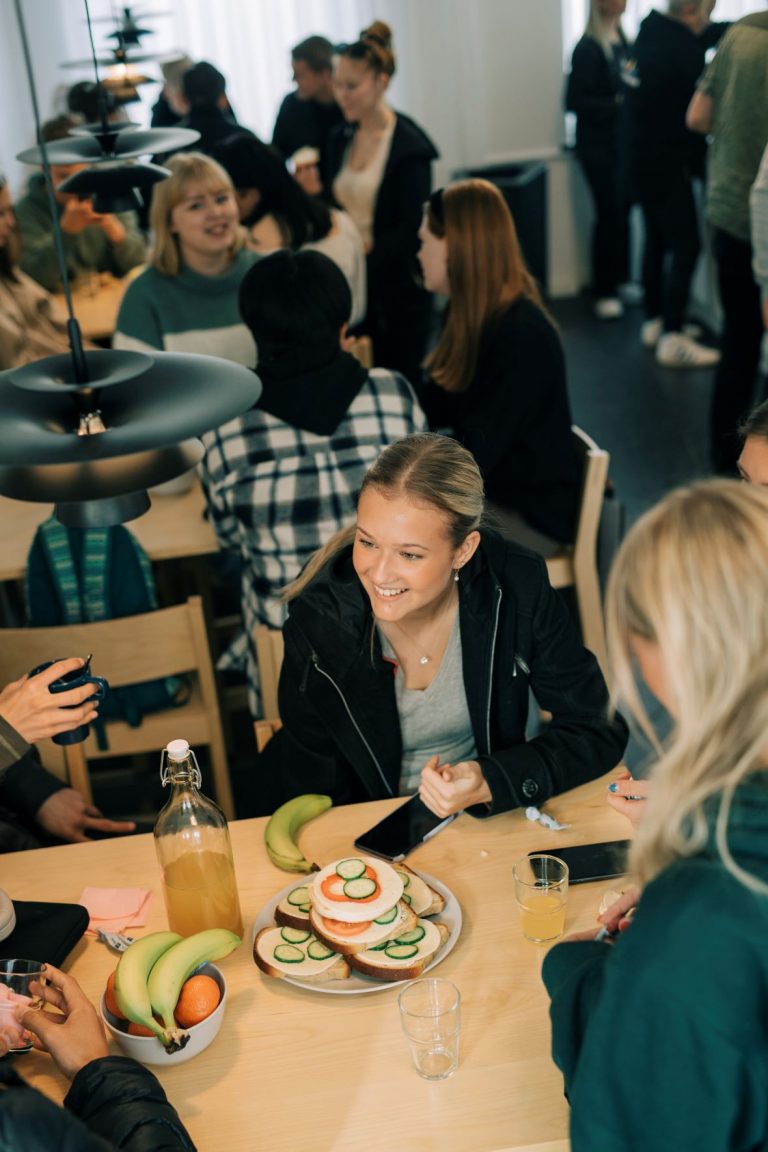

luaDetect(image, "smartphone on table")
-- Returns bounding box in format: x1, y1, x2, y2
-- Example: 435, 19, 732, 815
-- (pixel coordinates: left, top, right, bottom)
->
529, 839, 631, 884
354, 795, 458, 862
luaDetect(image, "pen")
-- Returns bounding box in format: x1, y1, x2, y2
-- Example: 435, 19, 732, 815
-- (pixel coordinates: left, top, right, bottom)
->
593, 925, 620, 942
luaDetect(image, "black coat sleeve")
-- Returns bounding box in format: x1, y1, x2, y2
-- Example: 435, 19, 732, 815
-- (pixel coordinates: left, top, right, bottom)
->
566, 37, 616, 118
368, 152, 432, 278
0, 749, 67, 821
64, 1056, 196, 1151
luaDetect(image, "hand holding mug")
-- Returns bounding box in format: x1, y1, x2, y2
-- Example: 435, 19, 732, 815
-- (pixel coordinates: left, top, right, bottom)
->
0, 658, 103, 744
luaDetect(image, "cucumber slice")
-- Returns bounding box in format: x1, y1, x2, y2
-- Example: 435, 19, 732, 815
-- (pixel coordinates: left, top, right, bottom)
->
369, 941, 390, 951
343, 876, 377, 899
396, 870, 411, 888
373, 905, 398, 925
335, 858, 366, 880
287, 886, 310, 906
402, 893, 412, 906
384, 942, 419, 960
307, 940, 336, 961
274, 943, 305, 964
394, 926, 425, 946
280, 927, 311, 944
299, 904, 311, 914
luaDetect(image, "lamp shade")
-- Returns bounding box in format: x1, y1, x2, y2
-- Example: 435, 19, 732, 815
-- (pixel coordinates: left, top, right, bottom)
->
58, 161, 170, 213
17, 126, 198, 165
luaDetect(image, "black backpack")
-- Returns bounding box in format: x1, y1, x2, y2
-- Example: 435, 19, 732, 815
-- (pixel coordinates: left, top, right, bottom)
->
25, 517, 188, 749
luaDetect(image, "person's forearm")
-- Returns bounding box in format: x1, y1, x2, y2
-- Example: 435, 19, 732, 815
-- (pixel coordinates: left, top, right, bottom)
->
0, 715, 29, 775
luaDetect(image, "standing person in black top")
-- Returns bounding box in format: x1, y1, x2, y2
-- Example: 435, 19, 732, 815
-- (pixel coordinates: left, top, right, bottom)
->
272, 35, 343, 195
623, 0, 728, 368
327, 20, 438, 390
418, 180, 581, 557
566, 0, 632, 321
172, 62, 253, 157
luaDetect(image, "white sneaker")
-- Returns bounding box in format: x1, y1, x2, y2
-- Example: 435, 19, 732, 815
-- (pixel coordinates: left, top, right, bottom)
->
595, 297, 624, 320
619, 282, 644, 305
656, 331, 721, 368
642, 317, 705, 349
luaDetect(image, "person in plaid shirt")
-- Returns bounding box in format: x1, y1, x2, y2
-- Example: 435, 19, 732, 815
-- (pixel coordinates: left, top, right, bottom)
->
200, 249, 426, 716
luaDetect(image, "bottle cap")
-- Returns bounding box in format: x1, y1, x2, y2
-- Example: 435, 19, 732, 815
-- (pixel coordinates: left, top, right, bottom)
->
166, 738, 190, 761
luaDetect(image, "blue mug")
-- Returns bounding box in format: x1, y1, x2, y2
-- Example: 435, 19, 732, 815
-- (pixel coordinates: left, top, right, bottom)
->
28, 658, 109, 746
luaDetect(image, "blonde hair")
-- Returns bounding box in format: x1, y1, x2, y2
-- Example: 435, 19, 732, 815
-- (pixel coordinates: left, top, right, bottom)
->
149, 152, 243, 276
606, 479, 768, 894
423, 179, 549, 394
283, 433, 484, 601
585, 1, 626, 57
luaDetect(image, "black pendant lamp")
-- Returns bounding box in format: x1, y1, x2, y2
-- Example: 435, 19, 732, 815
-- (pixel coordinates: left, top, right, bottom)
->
4, 0, 262, 527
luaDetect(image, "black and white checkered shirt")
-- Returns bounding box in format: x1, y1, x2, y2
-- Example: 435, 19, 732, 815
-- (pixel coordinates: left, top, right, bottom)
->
200, 367, 427, 715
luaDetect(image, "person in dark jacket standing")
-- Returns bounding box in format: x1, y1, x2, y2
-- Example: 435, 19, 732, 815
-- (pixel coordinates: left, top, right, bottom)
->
272, 35, 344, 188
1, 963, 195, 1149
258, 434, 627, 814
566, 0, 632, 320
623, 0, 727, 367
543, 479, 768, 1152
327, 20, 438, 389
418, 180, 581, 556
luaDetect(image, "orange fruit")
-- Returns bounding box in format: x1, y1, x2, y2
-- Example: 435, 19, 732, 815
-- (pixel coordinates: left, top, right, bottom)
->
174, 974, 221, 1028
127, 1020, 157, 1037
105, 969, 127, 1021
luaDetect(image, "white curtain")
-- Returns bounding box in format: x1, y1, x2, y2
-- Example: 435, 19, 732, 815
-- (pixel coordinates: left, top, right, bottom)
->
562, 0, 762, 59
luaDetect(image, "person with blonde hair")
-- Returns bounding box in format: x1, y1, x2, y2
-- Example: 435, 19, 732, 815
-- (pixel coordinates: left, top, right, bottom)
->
114, 152, 257, 366
257, 432, 627, 815
543, 479, 768, 1151
565, 0, 632, 319
418, 179, 581, 556
328, 20, 438, 387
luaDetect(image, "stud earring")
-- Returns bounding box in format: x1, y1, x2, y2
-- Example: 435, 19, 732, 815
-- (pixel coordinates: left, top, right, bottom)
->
453, 568, 460, 583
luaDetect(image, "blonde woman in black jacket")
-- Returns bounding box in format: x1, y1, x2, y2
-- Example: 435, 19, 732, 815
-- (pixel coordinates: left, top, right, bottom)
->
258, 434, 627, 815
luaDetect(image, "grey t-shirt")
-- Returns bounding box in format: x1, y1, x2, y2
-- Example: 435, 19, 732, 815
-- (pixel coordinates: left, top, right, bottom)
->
379, 612, 477, 795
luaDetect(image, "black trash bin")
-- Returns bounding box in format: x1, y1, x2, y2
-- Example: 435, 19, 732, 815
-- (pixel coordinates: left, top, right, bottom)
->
452, 162, 548, 295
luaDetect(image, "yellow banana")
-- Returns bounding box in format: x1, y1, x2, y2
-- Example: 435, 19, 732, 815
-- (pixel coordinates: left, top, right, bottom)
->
113, 931, 183, 1049
264, 793, 332, 873
148, 928, 240, 1032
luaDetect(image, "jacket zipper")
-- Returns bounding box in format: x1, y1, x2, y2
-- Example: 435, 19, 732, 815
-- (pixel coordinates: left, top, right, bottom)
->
310, 655, 394, 797
485, 585, 502, 753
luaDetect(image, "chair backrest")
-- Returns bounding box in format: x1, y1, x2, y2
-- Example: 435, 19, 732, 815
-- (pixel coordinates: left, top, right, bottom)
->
348, 335, 373, 370
570, 425, 610, 573
0, 597, 232, 814
254, 626, 285, 722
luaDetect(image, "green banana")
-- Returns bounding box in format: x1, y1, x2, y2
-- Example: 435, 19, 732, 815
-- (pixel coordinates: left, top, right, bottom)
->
147, 928, 241, 1033
113, 931, 182, 1049
264, 793, 332, 873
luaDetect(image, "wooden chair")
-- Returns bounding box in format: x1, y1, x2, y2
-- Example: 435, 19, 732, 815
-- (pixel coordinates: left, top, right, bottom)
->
0, 596, 235, 818
545, 426, 610, 674
348, 335, 374, 369
253, 626, 284, 753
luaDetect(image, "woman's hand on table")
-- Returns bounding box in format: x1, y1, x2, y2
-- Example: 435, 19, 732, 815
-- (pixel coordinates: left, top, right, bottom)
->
606, 769, 650, 829
0, 659, 99, 743
36, 789, 135, 843
597, 885, 641, 934
22, 964, 109, 1081
419, 755, 492, 817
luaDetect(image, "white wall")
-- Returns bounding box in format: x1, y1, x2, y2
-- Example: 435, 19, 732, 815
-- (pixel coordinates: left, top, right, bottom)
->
0, 0, 590, 295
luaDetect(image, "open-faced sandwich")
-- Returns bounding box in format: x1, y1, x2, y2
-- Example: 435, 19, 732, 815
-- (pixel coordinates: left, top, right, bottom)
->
254, 855, 450, 984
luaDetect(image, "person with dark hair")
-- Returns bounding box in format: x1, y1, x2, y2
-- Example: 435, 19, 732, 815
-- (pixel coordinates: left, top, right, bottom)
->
150, 54, 193, 128
566, 0, 632, 319
199, 249, 426, 718
171, 61, 253, 156
211, 133, 366, 324
736, 398, 768, 487
0, 964, 194, 1149
257, 433, 627, 814
687, 11, 768, 473
419, 180, 581, 556
328, 20, 438, 388
14, 116, 145, 293
272, 34, 343, 183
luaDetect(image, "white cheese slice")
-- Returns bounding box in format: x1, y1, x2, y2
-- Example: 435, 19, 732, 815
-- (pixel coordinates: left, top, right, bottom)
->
255, 927, 341, 977
395, 868, 434, 916
310, 856, 404, 923
353, 918, 443, 969
310, 900, 412, 949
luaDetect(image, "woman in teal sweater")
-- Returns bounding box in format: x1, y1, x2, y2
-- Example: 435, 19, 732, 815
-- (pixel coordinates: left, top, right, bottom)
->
543, 479, 768, 1151
114, 152, 257, 366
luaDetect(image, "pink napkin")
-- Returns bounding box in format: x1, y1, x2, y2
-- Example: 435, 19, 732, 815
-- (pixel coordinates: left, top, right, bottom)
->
79, 887, 153, 936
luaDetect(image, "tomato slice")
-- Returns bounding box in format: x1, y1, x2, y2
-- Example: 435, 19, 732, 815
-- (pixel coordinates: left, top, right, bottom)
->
320, 865, 381, 903
319, 916, 372, 936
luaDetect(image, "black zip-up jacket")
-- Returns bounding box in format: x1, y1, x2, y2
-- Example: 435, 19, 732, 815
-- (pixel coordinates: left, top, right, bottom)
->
566, 33, 630, 156
260, 531, 628, 813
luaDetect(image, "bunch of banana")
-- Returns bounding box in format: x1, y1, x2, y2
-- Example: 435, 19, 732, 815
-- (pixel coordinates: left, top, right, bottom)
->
114, 928, 240, 1053
264, 793, 332, 873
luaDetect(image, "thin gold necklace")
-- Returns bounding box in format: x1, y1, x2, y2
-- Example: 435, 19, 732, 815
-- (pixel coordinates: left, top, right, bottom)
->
388, 574, 459, 666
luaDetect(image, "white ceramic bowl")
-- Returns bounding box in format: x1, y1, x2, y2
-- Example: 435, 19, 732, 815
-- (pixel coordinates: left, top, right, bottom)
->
100, 961, 226, 1067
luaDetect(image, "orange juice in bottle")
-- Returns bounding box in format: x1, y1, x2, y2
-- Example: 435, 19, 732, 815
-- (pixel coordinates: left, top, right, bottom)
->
154, 739, 243, 936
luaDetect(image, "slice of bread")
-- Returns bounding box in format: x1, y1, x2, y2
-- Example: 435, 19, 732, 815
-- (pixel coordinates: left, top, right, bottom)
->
309, 899, 418, 956
394, 864, 446, 917
274, 885, 312, 932
348, 919, 450, 982
253, 926, 350, 983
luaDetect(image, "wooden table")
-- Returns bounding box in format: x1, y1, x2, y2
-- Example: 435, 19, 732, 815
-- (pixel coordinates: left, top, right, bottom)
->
0, 480, 218, 584
3, 774, 629, 1152
51, 272, 135, 343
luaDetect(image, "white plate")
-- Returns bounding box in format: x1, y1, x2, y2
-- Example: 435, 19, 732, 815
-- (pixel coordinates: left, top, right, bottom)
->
251, 871, 461, 995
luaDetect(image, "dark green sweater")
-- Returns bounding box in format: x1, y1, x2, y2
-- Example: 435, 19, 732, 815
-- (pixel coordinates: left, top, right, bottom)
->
543, 777, 768, 1151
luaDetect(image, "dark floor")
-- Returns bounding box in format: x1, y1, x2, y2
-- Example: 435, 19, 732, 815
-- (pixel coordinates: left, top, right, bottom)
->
88, 293, 741, 824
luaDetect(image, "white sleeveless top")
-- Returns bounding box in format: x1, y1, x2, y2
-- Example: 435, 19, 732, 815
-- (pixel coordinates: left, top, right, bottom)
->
332, 118, 395, 251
